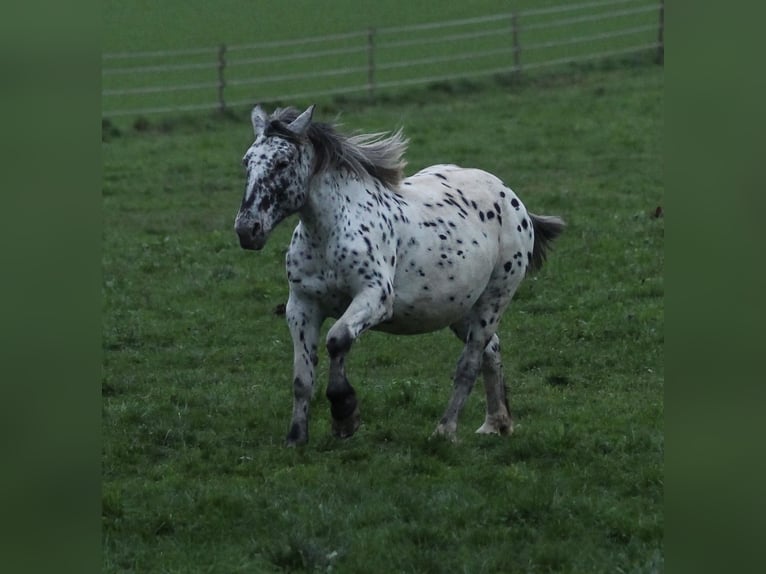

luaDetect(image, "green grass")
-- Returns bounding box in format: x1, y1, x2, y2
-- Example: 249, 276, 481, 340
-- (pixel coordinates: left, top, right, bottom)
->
103, 63, 663, 572
102, 0, 661, 119
102, 0, 605, 52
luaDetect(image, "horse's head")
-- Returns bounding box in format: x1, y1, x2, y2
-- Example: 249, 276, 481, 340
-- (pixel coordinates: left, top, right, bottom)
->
234, 105, 315, 250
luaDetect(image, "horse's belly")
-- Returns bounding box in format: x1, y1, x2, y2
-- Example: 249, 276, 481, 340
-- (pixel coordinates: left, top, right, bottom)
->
374, 306, 469, 334
374, 277, 488, 335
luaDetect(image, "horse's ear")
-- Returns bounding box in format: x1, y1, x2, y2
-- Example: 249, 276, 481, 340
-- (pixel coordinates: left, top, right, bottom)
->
251, 105, 269, 136
286, 105, 315, 137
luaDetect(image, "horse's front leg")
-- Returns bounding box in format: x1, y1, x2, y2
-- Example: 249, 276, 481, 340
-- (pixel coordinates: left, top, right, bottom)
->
285, 294, 323, 446
326, 283, 394, 438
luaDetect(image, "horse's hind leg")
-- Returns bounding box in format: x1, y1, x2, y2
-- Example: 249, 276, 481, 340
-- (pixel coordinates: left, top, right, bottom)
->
437, 274, 521, 440
434, 333, 484, 441
446, 326, 512, 437
476, 334, 513, 435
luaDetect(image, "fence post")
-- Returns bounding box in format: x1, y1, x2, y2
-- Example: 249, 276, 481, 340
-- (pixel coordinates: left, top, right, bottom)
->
217, 44, 227, 112
656, 1, 664, 65
511, 12, 522, 77
367, 27, 376, 100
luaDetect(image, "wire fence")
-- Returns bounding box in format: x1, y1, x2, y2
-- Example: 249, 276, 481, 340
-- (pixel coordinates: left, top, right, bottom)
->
102, 0, 664, 119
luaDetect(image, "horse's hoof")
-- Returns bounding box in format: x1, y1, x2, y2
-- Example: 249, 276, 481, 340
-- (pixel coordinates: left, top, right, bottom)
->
285, 422, 308, 446
475, 416, 514, 436
331, 406, 361, 439
285, 439, 305, 447
431, 423, 458, 443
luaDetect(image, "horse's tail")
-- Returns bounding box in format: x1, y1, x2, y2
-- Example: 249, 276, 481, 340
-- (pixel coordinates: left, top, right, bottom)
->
529, 213, 566, 272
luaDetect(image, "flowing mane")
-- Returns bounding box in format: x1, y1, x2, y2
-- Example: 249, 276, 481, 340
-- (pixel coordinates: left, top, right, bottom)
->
265, 107, 408, 188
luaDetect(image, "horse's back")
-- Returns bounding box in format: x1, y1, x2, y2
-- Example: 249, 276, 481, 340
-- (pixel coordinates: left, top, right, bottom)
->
403, 164, 504, 194
399, 164, 534, 257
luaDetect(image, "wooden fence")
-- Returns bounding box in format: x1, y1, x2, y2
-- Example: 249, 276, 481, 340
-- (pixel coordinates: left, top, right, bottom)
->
102, 0, 664, 118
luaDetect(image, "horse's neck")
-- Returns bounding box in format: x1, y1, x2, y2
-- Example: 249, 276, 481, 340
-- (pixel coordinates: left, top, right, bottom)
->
300, 170, 368, 240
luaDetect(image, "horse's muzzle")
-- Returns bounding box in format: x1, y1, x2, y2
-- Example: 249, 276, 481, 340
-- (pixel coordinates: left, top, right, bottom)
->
235, 219, 266, 250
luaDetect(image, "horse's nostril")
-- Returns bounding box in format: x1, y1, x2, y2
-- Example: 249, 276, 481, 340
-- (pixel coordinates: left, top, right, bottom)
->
252, 222, 261, 235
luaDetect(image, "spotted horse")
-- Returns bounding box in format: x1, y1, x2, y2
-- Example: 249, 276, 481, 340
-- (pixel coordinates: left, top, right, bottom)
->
234, 105, 565, 446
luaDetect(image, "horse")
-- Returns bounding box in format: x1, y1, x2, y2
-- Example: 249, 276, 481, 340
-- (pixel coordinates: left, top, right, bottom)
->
234, 105, 565, 446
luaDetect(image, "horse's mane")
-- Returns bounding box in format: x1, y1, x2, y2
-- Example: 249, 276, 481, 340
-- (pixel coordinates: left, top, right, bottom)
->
266, 107, 408, 188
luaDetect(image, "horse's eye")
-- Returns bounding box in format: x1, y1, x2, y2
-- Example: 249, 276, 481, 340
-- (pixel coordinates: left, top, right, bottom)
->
274, 159, 290, 171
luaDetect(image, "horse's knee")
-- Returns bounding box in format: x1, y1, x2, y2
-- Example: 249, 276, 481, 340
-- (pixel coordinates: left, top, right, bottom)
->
327, 323, 353, 358
292, 376, 312, 401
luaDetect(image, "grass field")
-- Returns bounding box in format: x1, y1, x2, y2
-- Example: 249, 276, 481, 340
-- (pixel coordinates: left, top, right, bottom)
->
102, 0, 602, 52
102, 59, 663, 572
102, 0, 661, 119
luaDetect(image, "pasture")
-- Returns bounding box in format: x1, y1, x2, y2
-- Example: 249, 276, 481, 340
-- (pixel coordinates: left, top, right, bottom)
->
102, 0, 662, 119
102, 62, 663, 572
